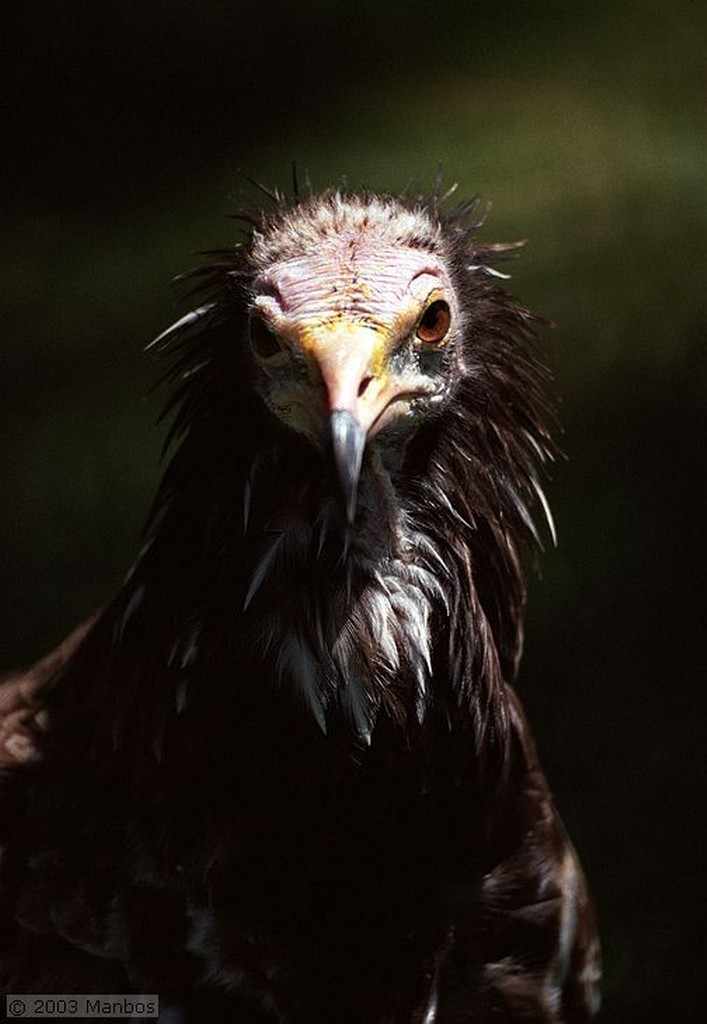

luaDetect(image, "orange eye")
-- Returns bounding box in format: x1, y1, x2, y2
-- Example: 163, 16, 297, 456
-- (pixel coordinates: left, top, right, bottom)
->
249, 316, 283, 359
416, 299, 451, 345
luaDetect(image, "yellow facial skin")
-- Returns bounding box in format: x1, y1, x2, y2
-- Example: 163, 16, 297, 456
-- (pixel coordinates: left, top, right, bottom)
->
251, 307, 448, 442
249, 245, 457, 444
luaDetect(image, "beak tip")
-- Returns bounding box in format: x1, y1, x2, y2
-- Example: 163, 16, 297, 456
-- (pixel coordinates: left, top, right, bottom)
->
329, 409, 366, 523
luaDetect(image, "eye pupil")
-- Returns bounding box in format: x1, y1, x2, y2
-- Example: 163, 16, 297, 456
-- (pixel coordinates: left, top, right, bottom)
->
249, 316, 282, 359
416, 299, 451, 345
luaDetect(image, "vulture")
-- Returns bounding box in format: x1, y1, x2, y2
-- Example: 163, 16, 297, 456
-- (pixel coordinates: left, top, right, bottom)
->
0, 183, 601, 1023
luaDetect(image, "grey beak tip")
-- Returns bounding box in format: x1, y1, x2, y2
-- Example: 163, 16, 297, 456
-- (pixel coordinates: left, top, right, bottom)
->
329, 409, 366, 523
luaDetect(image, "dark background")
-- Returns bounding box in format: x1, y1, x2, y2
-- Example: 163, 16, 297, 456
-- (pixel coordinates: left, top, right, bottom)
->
2, 1, 705, 1019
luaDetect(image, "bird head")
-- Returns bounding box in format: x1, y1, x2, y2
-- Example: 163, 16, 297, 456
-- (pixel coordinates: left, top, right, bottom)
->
150, 185, 553, 597
246, 195, 465, 521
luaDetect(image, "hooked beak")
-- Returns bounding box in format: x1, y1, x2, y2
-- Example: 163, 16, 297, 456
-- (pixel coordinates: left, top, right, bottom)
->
309, 324, 381, 524
300, 320, 423, 523
329, 409, 366, 524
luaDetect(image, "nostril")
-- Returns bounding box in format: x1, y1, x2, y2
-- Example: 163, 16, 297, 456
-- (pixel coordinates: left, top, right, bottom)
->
358, 376, 373, 398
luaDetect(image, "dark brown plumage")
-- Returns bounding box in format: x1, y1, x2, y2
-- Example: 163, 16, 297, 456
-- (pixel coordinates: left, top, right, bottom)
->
0, 185, 600, 1022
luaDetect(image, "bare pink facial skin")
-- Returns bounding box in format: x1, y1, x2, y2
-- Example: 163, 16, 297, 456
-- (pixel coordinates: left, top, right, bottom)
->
248, 226, 459, 442
253, 244, 453, 328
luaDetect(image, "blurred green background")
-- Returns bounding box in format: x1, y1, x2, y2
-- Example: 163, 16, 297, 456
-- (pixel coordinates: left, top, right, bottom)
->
3, 1, 705, 1018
